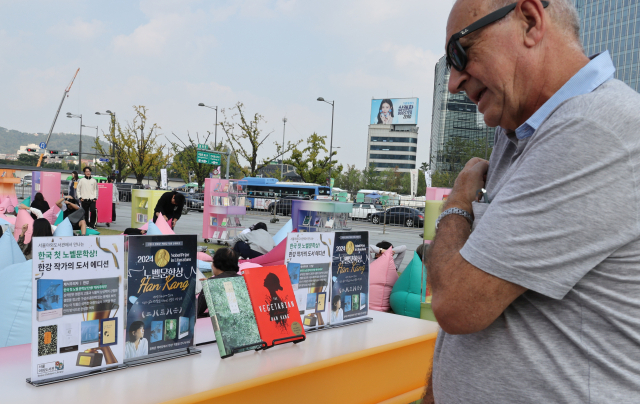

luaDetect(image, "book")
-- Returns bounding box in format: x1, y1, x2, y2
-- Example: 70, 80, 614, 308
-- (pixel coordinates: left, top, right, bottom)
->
234, 217, 241, 227
150, 321, 163, 343
287, 263, 300, 290
201, 276, 264, 358
179, 316, 190, 339
211, 195, 216, 206
238, 196, 246, 206
223, 183, 229, 192
325, 217, 334, 228
222, 197, 229, 206
344, 295, 352, 312
144, 201, 148, 209
221, 231, 228, 240
38, 325, 58, 357
221, 217, 227, 227
81, 319, 100, 344
214, 183, 221, 191
313, 218, 321, 226
243, 265, 305, 347
138, 199, 146, 208
212, 231, 220, 239
36, 278, 63, 322
164, 319, 177, 340
352, 294, 359, 311
211, 217, 218, 226
360, 293, 367, 310
302, 216, 311, 226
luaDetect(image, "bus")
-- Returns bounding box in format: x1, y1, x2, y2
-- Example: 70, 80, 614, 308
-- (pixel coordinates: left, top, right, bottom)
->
242, 177, 331, 210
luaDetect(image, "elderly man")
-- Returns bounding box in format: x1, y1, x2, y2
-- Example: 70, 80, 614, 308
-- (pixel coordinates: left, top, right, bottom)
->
425, 0, 640, 403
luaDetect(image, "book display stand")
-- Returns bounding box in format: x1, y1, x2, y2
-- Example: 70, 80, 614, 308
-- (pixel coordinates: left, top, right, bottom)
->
202, 179, 247, 244
290, 200, 354, 233
130, 189, 166, 228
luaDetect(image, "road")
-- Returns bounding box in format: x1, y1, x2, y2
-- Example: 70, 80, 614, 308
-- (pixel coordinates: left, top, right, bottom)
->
102, 202, 425, 272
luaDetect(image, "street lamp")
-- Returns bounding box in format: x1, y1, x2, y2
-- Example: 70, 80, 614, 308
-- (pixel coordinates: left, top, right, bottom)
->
95, 110, 116, 178
198, 103, 218, 148
281, 117, 287, 180
317, 97, 335, 183
66, 113, 82, 169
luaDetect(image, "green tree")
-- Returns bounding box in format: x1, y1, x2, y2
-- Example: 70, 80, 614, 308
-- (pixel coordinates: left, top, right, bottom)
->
284, 133, 343, 185
432, 137, 493, 188
361, 164, 380, 190
168, 131, 215, 189
104, 106, 173, 185
219, 102, 301, 177
334, 164, 362, 197
94, 115, 131, 182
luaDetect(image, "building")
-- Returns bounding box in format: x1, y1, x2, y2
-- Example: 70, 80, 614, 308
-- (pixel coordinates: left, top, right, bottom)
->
429, 55, 495, 173
365, 98, 420, 173
575, 1, 640, 91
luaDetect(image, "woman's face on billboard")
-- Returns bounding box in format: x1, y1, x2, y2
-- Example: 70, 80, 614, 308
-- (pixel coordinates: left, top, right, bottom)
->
380, 103, 391, 114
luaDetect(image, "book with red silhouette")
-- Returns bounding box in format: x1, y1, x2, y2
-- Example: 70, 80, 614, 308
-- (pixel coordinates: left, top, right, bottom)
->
243, 265, 306, 347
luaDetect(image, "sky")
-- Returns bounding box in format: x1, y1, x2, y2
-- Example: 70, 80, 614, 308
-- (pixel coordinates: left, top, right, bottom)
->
0, 0, 456, 170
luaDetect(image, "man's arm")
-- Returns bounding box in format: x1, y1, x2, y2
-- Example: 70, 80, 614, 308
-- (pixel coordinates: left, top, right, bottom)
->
428, 158, 526, 335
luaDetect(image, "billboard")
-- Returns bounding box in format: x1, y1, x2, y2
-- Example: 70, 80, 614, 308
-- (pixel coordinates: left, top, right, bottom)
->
370, 98, 419, 125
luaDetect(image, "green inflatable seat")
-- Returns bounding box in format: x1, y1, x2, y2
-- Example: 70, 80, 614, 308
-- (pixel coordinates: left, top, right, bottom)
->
15, 196, 31, 213
389, 252, 427, 318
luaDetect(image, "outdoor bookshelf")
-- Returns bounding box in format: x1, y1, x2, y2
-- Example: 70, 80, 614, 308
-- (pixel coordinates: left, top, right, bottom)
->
291, 200, 354, 233
202, 178, 248, 243
130, 189, 166, 228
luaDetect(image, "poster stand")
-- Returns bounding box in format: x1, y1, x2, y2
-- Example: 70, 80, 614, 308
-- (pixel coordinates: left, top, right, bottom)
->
26, 348, 202, 387
221, 341, 267, 359
262, 335, 306, 350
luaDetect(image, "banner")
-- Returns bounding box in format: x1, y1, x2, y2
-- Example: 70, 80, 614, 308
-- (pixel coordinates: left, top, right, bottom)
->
410, 169, 419, 197
425, 170, 432, 189
31, 236, 125, 382
126, 235, 198, 360
330, 231, 369, 324
370, 98, 419, 125
97, 183, 113, 223
160, 169, 167, 189
284, 232, 335, 330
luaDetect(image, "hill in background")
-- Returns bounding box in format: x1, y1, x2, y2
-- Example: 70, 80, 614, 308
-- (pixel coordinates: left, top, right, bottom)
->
0, 126, 109, 155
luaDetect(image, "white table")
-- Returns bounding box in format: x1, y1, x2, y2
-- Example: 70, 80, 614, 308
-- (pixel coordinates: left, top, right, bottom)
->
0, 311, 439, 404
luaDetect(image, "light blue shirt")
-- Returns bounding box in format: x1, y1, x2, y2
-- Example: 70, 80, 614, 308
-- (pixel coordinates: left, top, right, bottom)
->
515, 51, 616, 140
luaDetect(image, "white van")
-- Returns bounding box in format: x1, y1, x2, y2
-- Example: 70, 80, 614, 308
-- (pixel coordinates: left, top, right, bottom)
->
350, 203, 383, 221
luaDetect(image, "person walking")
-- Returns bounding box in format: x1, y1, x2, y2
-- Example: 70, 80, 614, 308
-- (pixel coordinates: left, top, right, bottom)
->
77, 166, 98, 229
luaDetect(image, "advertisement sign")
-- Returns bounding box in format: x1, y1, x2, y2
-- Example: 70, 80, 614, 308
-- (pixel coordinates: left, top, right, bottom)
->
410, 169, 419, 197
30, 236, 126, 383
97, 183, 113, 223
126, 235, 198, 360
284, 232, 336, 330
370, 98, 419, 125
160, 169, 167, 189
330, 231, 369, 324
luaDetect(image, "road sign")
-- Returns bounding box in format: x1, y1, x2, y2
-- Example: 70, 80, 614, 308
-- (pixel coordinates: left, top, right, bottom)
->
197, 144, 209, 150
39, 142, 47, 149
196, 150, 221, 165
115, 170, 120, 174
99, 158, 110, 162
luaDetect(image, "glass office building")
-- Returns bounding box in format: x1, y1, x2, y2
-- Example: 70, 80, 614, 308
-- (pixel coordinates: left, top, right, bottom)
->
575, 0, 640, 91
429, 56, 495, 172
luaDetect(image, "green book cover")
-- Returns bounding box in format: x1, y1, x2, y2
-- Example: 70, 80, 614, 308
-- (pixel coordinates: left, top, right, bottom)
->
201, 277, 263, 358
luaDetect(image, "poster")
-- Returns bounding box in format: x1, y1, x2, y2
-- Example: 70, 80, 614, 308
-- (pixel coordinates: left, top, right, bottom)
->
160, 169, 168, 189
410, 169, 419, 197
126, 235, 198, 360
284, 232, 335, 330
330, 231, 370, 324
31, 236, 125, 382
370, 98, 419, 125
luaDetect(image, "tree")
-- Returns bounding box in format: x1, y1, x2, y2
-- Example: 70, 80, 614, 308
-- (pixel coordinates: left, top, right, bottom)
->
110, 106, 172, 185
284, 133, 343, 185
334, 164, 362, 197
94, 116, 131, 182
168, 132, 215, 189
361, 164, 380, 190
219, 102, 301, 177
431, 136, 493, 188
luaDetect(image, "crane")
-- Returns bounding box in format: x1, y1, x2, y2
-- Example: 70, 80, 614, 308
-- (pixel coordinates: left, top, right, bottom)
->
37, 68, 80, 167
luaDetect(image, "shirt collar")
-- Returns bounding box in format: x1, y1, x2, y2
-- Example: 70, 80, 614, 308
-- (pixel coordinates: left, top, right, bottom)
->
515, 51, 616, 140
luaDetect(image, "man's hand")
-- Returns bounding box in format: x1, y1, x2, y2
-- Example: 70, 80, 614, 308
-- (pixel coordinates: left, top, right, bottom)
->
155, 212, 161, 218
21, 224, 28, 235
446, 157, 489, 212
163, 215, 169, 222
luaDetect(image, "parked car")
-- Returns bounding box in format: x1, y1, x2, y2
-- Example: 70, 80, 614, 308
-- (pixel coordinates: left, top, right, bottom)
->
22, 175, 32, 187
370, 206, 425, 227
115, 183, 146, 202
177, 191, 204, 213
349, 203, 384, 221
267, 196, 309, 216
61, 180, 70, 195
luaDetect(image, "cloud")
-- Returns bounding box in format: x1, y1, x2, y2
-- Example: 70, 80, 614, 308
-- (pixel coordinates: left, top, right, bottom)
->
49, 19, 105, 41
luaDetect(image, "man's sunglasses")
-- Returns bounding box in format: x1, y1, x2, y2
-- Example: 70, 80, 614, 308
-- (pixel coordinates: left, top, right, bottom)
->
446, 1, 549, 71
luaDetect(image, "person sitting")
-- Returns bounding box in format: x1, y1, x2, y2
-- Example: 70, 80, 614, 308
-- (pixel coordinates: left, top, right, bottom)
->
153, 190, 185, 230
197, 248, 240, 318
18, 218, 53, 259
369, 241, 407, 271
229, 222, 275, 259
18, 192, 50, 220
56, 195, 88, 236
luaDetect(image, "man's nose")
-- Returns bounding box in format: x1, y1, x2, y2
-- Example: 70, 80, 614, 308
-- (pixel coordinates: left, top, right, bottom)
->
448, 67, 468, 94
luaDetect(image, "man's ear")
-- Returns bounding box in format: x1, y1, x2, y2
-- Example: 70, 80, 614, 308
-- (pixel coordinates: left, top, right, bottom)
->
518, 0, 546, 48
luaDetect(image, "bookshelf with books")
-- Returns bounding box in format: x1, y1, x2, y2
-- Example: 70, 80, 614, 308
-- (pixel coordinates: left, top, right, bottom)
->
130, 189, 167, 228
203, 178, 248, 243
291, 200, 354, 233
